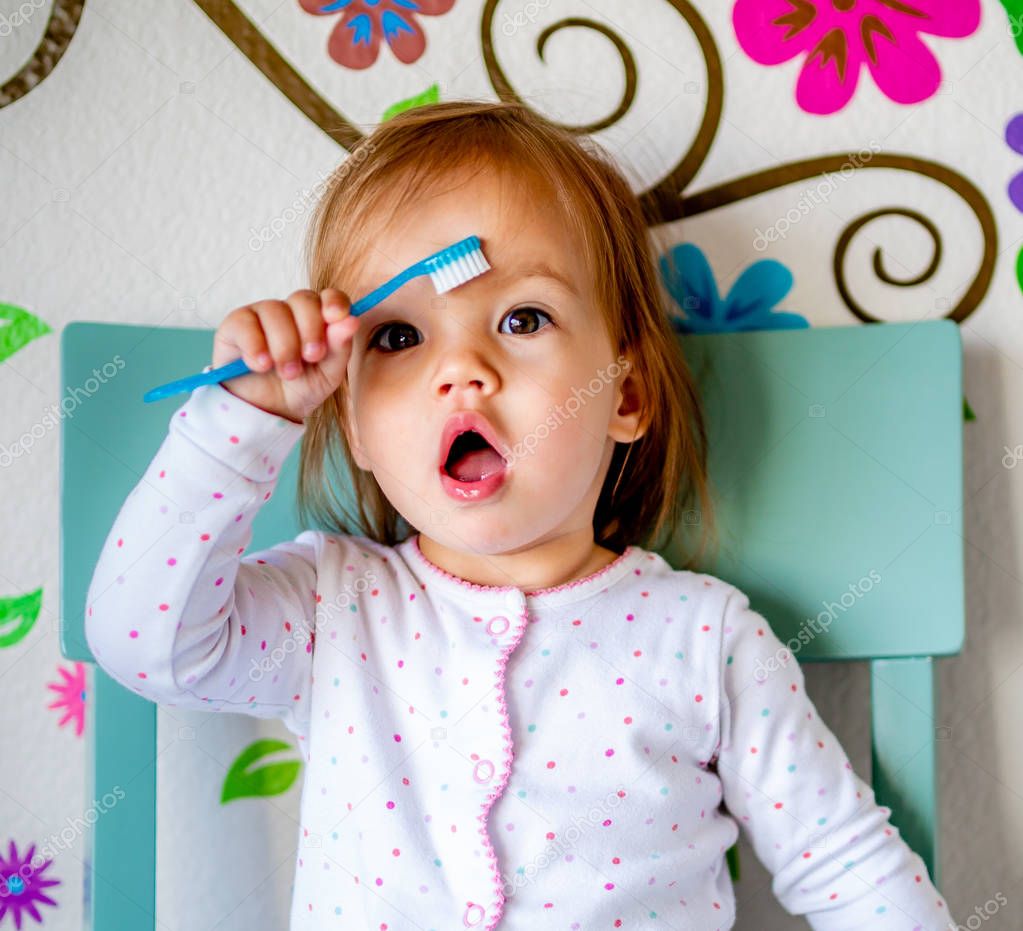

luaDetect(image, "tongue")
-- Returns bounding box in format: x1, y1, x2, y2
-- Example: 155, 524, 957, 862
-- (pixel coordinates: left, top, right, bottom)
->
448, 447, 506, 483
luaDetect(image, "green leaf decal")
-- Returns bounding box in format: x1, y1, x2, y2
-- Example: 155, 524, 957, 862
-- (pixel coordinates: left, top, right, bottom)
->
1016, 244, 1023, 296
382, 83, 440, 122
999, 1, 1023, 57
963, 395, 976, 422
221, 738, 301, 803
0, 587, 43, 648
0, 303, 51, 364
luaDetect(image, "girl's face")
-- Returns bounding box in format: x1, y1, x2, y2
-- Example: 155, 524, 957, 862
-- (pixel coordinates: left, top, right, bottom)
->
342, 165, 643, 557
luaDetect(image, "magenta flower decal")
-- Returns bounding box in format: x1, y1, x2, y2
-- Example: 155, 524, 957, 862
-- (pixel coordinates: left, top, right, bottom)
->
732, 0, 981, 115
0, 839, 61, 928
299, 0, 456, 70
46, 662, 86, 737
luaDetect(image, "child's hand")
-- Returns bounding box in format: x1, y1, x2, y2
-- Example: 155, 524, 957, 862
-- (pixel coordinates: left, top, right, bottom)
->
212, 288, 360, 423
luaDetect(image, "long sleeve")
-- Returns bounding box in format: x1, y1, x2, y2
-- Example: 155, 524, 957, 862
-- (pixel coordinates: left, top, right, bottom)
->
84, 378, 320, 745
713, 586, 956, 930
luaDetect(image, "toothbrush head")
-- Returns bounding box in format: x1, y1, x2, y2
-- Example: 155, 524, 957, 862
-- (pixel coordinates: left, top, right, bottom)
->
423, 235, 491, 294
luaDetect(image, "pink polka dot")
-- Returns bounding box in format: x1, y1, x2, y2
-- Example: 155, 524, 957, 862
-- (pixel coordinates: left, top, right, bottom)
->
129, 630, 138, 638
158, 604, 169, 612
694, 694, 703, 702
212, 492, 223, 499
229, 436, 240, 444
167, 558, 176, 566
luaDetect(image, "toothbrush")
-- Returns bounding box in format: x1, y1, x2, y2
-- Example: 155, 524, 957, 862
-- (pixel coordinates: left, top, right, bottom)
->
142, 235, 491, 403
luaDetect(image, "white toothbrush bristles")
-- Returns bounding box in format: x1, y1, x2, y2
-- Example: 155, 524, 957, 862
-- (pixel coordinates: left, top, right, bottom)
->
426, 242, 491, 294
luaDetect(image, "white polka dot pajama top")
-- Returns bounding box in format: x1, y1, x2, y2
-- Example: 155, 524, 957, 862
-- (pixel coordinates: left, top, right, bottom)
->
85, 380, 956, 931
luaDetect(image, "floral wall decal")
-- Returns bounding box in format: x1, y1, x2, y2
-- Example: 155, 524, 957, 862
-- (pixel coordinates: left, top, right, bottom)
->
998, 0, 1023, 57
221, 739, 302, 803
382, 82, 440, 121
0, 839, 61, 926
1007, 113, 1023, 214
732, 0, 981, 115
0, 304, 50, 365
661, 242, 808, 334
299, 0, 456, 69
0, 589, 43, 649
1007, 113, 1023, 296
46, 662, 87, 737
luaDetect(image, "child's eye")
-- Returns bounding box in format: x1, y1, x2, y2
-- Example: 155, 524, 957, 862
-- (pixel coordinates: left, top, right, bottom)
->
499, 307, 554, 336
368, 323, 422, 353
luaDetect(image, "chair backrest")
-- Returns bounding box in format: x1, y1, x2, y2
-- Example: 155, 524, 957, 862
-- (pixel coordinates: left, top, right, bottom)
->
60, 319, 963, 928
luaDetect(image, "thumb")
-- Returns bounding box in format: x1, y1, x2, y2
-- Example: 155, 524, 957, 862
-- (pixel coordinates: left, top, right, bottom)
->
315, 316, 358, 386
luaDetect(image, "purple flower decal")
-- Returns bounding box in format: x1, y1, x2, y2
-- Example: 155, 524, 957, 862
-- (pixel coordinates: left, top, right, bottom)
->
0, 839, 61, 928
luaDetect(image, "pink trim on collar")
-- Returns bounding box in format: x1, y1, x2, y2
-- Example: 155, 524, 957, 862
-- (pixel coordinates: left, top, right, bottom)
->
404, 532, 643, 605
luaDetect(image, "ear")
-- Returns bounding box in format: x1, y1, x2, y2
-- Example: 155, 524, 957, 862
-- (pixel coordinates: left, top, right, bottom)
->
608, 363, 646, 444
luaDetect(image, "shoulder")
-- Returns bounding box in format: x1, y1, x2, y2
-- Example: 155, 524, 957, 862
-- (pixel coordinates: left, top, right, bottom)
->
629, 546, 741, 607
291, 529, 402, 583
631, 550, 774, 648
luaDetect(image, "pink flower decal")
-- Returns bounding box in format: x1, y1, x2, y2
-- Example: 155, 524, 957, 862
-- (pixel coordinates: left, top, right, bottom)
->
732, 0, 981, 115
299, 0, 456, 70
46, 661, 86, 737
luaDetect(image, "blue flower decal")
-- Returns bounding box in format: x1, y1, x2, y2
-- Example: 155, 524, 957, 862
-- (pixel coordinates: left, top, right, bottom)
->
660, 242, 808, 334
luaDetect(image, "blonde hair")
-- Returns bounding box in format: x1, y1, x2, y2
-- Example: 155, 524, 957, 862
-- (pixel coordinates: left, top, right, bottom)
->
297, 99, 717, 568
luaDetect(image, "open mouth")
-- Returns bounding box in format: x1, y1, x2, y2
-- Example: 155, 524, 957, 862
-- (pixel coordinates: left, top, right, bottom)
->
443, 429, 506, 484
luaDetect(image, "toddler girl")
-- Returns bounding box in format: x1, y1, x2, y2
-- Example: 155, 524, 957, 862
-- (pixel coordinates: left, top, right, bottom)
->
85, 100, 955, 930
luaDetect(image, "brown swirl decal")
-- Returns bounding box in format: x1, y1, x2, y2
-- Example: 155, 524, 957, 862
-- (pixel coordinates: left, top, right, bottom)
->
0, 0, 84, 108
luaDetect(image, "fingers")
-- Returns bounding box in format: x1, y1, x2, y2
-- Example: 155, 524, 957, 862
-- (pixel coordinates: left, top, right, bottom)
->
220, 289, 354, 381
287, 291, 325, 365
254, 300, 305, 379
218, 306, 273, 373
319, 287, 351, 323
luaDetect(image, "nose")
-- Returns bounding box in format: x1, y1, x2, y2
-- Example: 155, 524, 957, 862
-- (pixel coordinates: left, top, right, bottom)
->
431, 339, 500, 400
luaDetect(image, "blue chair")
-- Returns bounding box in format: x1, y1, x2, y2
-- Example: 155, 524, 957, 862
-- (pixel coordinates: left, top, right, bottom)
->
60, 318, 963, 928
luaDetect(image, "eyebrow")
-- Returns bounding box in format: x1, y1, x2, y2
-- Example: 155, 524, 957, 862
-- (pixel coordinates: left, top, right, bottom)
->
497, 260, 580, 298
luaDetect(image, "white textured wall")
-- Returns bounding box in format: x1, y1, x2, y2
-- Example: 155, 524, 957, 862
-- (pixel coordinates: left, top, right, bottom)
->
2, 1, 1021, 929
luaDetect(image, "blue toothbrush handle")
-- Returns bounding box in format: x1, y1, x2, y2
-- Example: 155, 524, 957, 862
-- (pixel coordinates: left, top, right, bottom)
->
350, 264, 419, 316
142, 356, 251, 403
144, 261, 424, 402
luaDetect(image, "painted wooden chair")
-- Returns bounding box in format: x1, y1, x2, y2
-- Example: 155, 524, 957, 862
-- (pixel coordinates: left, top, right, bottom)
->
60, 318, 964, 928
